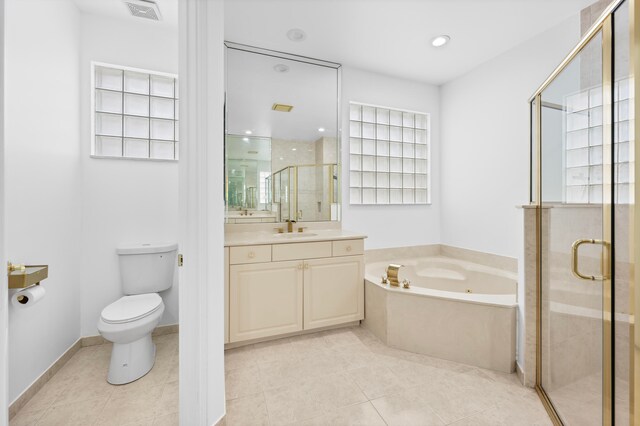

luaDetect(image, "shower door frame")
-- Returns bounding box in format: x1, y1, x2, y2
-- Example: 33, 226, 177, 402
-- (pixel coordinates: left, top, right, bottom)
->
530, 0, 635, 424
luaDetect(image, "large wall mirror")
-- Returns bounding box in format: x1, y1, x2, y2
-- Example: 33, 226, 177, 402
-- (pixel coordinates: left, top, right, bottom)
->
225, 42, 341, 223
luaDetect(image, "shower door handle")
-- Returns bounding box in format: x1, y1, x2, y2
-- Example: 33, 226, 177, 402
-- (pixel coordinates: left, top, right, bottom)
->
571, 238, 610, 281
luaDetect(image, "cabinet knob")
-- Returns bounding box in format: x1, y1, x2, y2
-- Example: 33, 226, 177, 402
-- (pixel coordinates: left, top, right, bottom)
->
297, 263, 303, 270
304, 263, 309, 269
346, 246, 352, 252
248, 252, 255, 259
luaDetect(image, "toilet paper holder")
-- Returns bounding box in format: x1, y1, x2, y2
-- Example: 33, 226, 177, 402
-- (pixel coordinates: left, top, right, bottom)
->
7, 263, 48, 289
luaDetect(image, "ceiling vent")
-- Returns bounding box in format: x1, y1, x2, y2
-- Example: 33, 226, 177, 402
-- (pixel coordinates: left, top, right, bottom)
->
272, 103, 294, 112
124, 0, 162, 21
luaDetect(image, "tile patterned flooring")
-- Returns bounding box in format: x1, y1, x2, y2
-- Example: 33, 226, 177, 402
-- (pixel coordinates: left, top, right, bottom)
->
10, 333, 179, 426
224, 326, 552, 426
11, 327, 553, 425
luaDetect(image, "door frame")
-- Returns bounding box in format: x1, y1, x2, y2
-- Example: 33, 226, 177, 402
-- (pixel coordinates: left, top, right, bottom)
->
178, 0, 226, 425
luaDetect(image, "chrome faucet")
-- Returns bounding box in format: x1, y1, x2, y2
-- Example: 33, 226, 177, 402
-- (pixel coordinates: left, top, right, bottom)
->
286, 219, 296, 233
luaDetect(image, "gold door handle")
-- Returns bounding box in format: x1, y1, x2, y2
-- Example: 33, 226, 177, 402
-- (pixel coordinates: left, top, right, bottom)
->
571, 238, 610, 281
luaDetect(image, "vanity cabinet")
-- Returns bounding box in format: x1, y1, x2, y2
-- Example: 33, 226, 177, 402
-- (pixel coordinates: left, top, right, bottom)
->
224, 247, 229, 344
303, 256, 364, 330
229, 260, 303, 342
226, 238, 365, 343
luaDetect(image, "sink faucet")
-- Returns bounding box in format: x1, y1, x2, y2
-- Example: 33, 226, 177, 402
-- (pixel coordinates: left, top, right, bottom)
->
286, 219, 296, 233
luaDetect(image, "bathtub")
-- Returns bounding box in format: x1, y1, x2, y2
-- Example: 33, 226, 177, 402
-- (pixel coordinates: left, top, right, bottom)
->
363, 256, 518, 373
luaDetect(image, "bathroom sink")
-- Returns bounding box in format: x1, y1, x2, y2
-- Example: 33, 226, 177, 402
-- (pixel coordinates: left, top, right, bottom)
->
272, 232, 318, 239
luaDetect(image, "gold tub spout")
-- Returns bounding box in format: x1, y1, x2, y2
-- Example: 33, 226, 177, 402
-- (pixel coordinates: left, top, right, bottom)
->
386, 264, 402, 287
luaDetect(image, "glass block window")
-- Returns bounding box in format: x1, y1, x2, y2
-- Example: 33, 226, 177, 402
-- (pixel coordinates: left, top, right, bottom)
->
92, 63, 179, 160
564, 78, 632, 203
349, 102, 430, 204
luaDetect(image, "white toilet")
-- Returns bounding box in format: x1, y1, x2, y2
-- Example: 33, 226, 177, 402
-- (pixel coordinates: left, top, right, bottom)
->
97, 242, 177, 385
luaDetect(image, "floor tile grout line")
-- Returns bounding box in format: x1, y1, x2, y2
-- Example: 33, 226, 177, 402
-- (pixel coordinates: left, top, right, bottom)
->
368, 398, 390, 426
261, 389, 274, 426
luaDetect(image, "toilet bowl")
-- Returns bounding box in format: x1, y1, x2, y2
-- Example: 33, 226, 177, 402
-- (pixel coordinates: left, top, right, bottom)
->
98, 293, 165, 384
98, 242, 177, 385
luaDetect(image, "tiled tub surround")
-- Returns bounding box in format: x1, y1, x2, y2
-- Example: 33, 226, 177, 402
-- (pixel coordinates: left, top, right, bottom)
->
363, 247, 518, 373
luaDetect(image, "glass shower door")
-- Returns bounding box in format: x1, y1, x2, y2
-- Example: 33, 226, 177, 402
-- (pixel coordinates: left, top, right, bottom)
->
538, 28, 609, 425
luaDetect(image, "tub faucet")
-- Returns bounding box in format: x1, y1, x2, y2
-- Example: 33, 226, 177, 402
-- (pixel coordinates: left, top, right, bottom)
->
286, 219, 296, 233
386, 264, 402, 287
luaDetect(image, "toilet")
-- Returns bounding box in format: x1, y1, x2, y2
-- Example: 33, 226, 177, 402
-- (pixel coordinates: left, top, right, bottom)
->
97, 242, 177, 385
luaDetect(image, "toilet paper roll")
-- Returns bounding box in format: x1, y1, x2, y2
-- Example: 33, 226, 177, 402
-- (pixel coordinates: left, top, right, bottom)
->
12, 285, 46, 309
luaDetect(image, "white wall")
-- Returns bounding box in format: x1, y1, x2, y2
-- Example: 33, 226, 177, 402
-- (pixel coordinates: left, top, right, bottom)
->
440, 15, 582, 368
341, 67, 441, 249
5, 0, 81, 403
79, 13, 179, 337
440, 15, 581, 258
0, 0, 8, 422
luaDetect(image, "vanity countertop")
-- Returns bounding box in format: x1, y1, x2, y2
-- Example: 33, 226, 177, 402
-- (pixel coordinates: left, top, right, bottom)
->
224, 229, 367, 247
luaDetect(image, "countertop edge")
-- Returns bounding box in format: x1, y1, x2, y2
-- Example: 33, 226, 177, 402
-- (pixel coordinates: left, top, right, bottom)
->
224, 231, 368, 247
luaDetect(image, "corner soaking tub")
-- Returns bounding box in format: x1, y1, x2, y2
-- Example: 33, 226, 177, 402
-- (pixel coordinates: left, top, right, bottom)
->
363, 256, 517, 373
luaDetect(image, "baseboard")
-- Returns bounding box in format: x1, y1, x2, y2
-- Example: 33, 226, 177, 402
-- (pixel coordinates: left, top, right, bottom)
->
9, 338, 82, 420
224, 321, 360, 350
516, 361, 525, 386
81, 323, 179, 347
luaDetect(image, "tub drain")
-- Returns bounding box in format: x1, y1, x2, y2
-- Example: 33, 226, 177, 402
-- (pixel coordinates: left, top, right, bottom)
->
465, 289, 472, 293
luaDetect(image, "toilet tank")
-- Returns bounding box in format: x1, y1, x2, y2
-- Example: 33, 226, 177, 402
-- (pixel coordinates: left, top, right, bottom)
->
116, 243, 178, 295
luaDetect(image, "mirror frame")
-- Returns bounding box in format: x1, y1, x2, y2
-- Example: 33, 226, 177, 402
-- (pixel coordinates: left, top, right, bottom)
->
223, 41, 342, 224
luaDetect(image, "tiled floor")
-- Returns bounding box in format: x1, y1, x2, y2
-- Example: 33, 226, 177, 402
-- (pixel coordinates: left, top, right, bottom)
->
11, 327, 553, 426
224, 326, 552, 426
10, 333, 179, 426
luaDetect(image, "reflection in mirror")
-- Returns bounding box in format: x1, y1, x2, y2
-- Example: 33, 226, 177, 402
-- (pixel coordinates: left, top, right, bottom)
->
225, 135, 275, 221
224, 43, 341, 223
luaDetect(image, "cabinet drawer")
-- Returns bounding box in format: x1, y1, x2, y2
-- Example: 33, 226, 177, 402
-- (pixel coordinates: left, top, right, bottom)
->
272, 241, 332, 261
332, 239, 364, 256
229, 245, 272, 264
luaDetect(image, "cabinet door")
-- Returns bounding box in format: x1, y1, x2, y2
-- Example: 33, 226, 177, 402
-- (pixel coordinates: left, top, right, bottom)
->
229, 260, 303, 342
303, 256, 364, 330
224, 247, 229, 344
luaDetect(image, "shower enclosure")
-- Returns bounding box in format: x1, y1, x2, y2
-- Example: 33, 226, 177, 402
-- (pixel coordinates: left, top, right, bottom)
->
269, 164, 338, 222
530, 1, 637, 424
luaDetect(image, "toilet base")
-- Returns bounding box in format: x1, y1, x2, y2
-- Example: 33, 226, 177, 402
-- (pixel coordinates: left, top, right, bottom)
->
107, 334, 156, 385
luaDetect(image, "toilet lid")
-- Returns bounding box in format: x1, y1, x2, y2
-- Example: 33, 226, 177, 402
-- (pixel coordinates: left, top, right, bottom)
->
101, 293, 163, 324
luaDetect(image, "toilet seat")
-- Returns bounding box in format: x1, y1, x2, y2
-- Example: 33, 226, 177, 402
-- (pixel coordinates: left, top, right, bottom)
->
101, 293, 163, 324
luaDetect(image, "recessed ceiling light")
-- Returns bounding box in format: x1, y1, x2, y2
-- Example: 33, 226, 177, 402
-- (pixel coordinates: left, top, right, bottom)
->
273, 64, 290, 73
279, 157, 284, 160
431, 35, 450, 48
292, 148, 297, 151
287, 28, 307, 42
242, 137, 249, 142
245, 130, 252, 135
318, 127, 325, 132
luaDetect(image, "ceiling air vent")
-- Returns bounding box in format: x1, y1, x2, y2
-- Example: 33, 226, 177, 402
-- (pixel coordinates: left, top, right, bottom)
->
272, 103, 294, 112
124, 0, 162, 21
